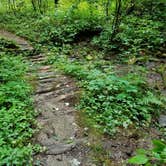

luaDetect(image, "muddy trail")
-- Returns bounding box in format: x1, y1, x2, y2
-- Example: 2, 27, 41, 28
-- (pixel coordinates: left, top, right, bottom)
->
0, 30, 92, 166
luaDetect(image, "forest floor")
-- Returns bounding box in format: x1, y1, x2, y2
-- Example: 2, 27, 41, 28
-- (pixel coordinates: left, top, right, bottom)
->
0, 29, 165, 166
0, 29, 93, 165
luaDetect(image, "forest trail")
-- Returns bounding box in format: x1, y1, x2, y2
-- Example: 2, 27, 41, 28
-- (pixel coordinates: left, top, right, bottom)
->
0, 29, 33, 51
0, 30, 89, 166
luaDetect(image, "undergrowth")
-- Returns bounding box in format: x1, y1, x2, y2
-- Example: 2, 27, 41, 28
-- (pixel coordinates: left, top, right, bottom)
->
50, 52, 166, 135
128, 140, 166, 165
0, 1, 165, 164
0, 2, 165, 62
0, 40, 36, 165
0, 38, 19, 53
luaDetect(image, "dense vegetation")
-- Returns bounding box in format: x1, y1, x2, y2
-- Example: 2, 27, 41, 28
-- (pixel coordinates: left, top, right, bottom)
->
0, 39, 37, 165
53, 56, 165, 135
0, 0, 165, 165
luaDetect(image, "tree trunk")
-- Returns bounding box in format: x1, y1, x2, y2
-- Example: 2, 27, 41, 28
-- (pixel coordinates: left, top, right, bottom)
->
111, 0, 122, 41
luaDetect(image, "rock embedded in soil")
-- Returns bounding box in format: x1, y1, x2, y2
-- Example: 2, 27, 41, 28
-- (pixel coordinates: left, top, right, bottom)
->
159, 115, 166, 127
45, 142, 76, 155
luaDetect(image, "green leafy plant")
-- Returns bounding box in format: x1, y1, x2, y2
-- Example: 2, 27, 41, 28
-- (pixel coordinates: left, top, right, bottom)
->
0, 46, 36, 164
92, 15, 165, 60
79, 72, 165, 134
128, 140, 166, 165
0, 38, 19, 52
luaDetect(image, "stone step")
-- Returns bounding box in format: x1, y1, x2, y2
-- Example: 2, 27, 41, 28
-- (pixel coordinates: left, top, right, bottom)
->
39, 66, 52, 71
30, 61, 45, 65
45, 142, 76, 155
31, 57, 46, 62
0, 29, 33, 51
35, 87, 57, 94
29, 54, 44, 59
35, 86, 77, 102
39, 78, 57, 84
38, 75, 58, 80
37, 72, 55, 78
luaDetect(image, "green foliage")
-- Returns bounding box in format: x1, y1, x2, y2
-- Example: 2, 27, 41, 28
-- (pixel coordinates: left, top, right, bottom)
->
52, 55, 165, 135
134, 0, 166, 21
0, 0, 165, 62
0, 12, 102, 47
0, 146, 33, 166
0, 13, 41, 42
92, 15, 165, 59
0, 55, 27, 82
0, 38, 19, 53
79, 72, 164, 134
117, 16, 165, 57
128, 140, 166, 165
0, 52, 36, 164
129, 154, 149, 165
0, 1, 165, 163
40, 18, 99, 45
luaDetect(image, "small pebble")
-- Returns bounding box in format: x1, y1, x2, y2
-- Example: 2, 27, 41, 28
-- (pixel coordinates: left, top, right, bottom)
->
159, 115, 166, 127
84, 127, 88, 131
70, 158, 81, 166
65, 103, 70, 106
70, 136, 74, 140
72, 122, 77, 126
87, 142, 91, 146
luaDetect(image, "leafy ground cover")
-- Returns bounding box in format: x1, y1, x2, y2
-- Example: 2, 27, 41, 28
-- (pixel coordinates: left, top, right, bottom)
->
0, 39, 37, 165
0, 1, 165, 62
128, 140, 166, 165
47, 47, 165, 135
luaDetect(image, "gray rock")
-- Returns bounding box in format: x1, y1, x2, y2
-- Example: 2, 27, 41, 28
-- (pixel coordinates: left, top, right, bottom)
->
159, 115, 166, 127
45, 142, 76, 155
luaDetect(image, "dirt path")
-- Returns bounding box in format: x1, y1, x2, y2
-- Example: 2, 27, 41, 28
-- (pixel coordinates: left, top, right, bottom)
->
0, 29, 33, 51
0, 30, 91, 166
32, 56, 82, 166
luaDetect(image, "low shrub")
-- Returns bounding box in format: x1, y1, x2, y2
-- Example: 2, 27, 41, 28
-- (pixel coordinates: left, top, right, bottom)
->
92, 16, 165, 58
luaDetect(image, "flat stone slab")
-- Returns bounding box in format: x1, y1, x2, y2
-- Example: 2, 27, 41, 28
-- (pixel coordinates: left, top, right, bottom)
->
45, 142, 76, 155
159, 115, 166, 127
